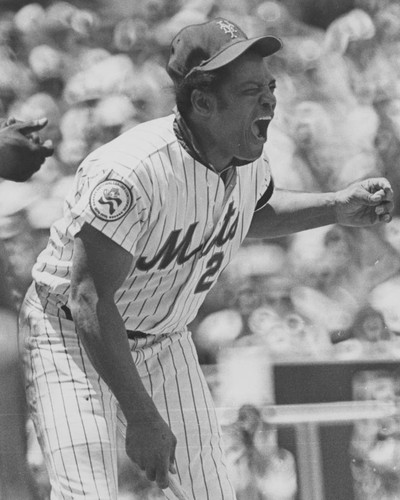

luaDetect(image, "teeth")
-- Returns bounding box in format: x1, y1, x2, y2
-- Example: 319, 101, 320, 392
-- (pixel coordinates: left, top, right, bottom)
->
254, 116, 271, 139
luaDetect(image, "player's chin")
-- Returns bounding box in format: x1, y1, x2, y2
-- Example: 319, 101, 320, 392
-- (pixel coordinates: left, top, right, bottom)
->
238, 142, 264, 163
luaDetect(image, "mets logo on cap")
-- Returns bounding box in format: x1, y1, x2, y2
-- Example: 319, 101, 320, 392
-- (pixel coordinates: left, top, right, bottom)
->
90, 179, 133, 221
216, 19, 238, 39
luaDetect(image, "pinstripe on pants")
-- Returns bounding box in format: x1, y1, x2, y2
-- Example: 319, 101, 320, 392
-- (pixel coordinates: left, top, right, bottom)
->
20, 283, 236, 500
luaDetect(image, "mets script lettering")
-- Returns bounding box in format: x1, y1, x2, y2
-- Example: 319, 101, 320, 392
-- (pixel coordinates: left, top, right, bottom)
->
136, 202, 239, 271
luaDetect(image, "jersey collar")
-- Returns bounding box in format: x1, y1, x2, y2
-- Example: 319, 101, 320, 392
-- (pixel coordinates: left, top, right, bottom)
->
173, 107, 206, 166
173, 107, 250, 171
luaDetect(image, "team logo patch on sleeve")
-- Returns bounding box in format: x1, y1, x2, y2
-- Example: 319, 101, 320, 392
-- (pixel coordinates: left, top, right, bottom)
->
90, 179, 133, 221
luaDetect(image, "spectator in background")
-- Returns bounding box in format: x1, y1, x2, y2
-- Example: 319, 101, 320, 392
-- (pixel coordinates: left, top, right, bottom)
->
319, 225, 400, 307
0, 117, 55, 304
334, 305, 398, 361
351, 369, 400, 500
0, 115, 52, 499
352, 306, 392, 342
222, 404, 297, 500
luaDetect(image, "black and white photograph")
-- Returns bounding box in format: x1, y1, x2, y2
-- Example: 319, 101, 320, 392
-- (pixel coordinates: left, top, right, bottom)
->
0, 1, 399, 499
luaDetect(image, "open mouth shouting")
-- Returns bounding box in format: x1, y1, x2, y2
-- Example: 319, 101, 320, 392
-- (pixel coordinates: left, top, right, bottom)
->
251, 115, 272, 142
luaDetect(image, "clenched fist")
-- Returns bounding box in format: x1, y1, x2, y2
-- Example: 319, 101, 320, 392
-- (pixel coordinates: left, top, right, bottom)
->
335, 177, 394, 227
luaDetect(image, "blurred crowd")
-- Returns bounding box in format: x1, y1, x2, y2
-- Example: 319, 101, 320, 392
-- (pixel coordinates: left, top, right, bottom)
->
350, 369, 400, 500
1, 0, 400, 498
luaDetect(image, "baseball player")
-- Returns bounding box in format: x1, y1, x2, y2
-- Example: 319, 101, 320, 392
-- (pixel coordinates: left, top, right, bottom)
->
19, 17, 394, 500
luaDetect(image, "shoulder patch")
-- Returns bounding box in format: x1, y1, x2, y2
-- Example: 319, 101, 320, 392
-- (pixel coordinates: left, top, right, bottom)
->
90, 179, 133, 221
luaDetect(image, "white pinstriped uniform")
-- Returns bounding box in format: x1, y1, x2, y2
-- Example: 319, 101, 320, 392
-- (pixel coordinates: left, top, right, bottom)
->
19, 114, 273, 499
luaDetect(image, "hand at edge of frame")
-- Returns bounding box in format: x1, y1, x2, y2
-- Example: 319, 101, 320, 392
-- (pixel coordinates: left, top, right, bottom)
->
334, 177, 394, 227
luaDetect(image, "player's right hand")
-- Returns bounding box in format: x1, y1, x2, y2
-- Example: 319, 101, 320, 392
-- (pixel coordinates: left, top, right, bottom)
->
125, 410, 177, 490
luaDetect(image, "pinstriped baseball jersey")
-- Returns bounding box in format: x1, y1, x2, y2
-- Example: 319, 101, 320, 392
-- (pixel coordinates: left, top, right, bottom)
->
32, 113, 273, 334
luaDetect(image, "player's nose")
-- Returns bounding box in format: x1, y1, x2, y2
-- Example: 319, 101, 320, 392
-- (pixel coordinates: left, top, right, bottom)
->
259, 88, 276, 110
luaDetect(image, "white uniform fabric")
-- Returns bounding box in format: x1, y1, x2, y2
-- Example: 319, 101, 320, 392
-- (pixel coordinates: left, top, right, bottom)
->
20, 114, 273, 499
21, 284, 235, 500
31, 114, 272, 334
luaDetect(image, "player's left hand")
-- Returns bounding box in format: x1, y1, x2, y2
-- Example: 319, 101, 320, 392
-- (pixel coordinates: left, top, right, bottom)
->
334, 177, 394, 227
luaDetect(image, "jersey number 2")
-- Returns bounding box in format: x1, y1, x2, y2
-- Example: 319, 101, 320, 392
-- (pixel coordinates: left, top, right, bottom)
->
195, 253, 224, 294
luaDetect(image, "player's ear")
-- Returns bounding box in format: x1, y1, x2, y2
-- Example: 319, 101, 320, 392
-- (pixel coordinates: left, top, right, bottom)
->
191, 89, 214, 117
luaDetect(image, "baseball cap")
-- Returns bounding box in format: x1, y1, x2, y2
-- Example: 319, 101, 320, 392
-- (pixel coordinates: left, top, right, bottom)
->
167, 17, 282, 84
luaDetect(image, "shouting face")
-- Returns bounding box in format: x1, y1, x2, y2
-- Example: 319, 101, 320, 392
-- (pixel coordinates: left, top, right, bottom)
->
209, 51, 277, 164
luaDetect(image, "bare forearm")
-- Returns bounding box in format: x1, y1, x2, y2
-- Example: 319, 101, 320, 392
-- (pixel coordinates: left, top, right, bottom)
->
70, 225, 177, 488
248, 188, 337, 238
70, 294, 157, 420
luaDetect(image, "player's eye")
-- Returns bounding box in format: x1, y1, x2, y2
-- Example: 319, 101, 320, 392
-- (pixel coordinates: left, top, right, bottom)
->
242, 87, 260, 95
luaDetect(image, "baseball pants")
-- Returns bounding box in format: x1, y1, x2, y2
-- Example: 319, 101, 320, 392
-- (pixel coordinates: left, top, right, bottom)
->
19, 283, 236, 500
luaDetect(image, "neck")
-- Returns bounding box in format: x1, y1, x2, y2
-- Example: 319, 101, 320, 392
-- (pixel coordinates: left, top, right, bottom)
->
186, 116, 232, 172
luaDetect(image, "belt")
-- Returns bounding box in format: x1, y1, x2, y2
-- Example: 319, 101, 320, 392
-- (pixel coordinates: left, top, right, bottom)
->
60, 305, 147, 340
